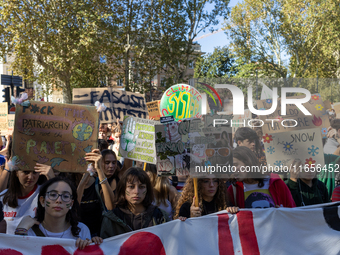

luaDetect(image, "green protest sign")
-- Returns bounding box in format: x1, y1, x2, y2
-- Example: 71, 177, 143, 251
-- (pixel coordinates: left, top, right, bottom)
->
119, 116, 158, 164
159, 84, 202, 122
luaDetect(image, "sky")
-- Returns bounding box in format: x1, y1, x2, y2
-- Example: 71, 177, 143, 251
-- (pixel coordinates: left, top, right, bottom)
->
198, 0, 241, 54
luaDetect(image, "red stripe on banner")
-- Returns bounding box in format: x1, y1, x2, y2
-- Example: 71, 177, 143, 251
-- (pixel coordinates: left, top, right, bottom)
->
218, 213, 234, 255
237, 211, 260, 255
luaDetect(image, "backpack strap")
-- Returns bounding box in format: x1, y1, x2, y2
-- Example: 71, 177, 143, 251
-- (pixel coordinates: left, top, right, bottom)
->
32, 225, 45, 237
95, 177, 108, 213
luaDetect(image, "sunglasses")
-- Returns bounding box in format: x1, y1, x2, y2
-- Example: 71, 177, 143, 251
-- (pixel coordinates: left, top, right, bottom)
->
205, 147, 230, 157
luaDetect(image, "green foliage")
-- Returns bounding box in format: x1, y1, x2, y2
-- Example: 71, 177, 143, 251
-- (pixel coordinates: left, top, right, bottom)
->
194, 47, 237, 78
224, 0, 338, 79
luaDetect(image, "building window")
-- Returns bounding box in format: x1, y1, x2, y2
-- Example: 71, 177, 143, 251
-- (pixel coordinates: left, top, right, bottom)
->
189, 60, 194, 69
161, 77, 166, 87
117, 79, 123, 87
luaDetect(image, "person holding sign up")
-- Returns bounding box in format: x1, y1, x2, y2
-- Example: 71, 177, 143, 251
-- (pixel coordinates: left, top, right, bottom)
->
0, 145, 55, 234
175, 176, 239, 221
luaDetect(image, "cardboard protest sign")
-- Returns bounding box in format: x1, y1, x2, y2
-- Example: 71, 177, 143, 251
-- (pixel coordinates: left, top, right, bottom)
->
323, 100, 332, 110
155, 117, 232, 177
159, 84, 202, 122
72, 88, 148, 123
119, 116, 158, 164
333, 103, 340, 118
263, 128, 325, 171
146, 100, 161, 120
257, 94, 330, 137
0, 103, 8, 135
12, 101, 98, 172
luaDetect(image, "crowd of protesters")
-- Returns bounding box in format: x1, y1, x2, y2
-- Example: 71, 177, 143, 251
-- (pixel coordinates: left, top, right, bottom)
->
0, 114, 340, 249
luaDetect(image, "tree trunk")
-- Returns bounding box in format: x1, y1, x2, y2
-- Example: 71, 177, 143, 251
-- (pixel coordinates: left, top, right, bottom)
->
125, 49, 130, 91
62, 80, 72, 104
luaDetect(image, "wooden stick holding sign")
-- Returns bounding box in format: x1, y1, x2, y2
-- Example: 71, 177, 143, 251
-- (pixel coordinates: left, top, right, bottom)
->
193, 178, 199, 207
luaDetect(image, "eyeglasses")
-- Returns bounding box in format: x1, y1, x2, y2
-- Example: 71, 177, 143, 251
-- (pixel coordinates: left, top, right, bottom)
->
205, 147, 230, 157
46, 191, 72, 202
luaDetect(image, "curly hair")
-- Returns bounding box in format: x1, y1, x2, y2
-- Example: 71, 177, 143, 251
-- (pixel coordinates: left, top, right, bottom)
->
174, 177, 228, 219
36, 177, 81, 237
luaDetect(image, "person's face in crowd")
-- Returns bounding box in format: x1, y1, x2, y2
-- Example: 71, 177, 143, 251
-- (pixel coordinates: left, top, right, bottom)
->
114, 132, 121, 144
125, 177, 147, 206
108, 123, 112, 131
299, 167, 317, 181
237, 139, 255, 152
233, 157, 247, 181
102, 154, 117, 178
98, 131, 106, 140
16, 170, 40, 191
40, 181, 73, 219
201, 178, 219, 201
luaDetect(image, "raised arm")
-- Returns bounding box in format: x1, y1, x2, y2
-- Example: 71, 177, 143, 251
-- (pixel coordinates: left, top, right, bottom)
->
85, 150, 115, 210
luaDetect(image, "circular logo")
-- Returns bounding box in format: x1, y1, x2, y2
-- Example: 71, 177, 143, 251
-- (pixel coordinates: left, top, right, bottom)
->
72, 123, 93, 141
159, 84, 202, 122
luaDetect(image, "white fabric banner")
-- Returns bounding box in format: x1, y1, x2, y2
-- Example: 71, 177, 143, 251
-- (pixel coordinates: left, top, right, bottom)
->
1, 204, 340, 255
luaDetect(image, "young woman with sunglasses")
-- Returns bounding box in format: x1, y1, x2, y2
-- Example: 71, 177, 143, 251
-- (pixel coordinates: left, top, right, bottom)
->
15, 177, 102, 250
0, 160, 55, 234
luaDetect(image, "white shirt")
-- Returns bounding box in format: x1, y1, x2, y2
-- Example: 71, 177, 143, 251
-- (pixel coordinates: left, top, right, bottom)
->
0, 185, 41, 235
27, 222, 91, 240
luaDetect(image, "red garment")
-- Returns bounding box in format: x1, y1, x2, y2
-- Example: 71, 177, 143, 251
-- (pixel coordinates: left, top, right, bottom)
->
332, 186, 340, 202
228, 173, 296, 208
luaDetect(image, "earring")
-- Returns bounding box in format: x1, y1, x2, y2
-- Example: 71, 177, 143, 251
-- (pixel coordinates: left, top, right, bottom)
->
69, 206, 72, 209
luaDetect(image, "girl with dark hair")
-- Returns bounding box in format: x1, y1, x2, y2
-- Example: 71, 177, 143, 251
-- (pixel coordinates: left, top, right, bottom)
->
100, 167, 168, 238
228, 146, 296, 208
0, 160, 55, 234
82, 149, 131, 214
175, 176, 238, 220
234, 127, 267, 165
145, 163, 179, 220
15, 177, 102, 249
76, 149, 118, 236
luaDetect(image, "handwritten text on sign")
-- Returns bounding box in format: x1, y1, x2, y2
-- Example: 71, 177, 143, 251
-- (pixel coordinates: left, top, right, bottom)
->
263, 128, 324, 169
160, 84, 202, 122
119, 116, 158, 164
12, 102, 98, 172
73, 88, 148, 123
256, 94, 330, 136
0, 103, 8, 133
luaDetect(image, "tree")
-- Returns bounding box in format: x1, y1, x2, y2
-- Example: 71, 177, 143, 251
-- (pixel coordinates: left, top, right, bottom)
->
224, 0, 329, 79
154, 0, 230, 86
0, 0, 114, 103
194, 46, 237, 78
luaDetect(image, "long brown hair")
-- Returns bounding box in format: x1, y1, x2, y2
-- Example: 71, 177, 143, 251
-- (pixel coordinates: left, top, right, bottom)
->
2, 171, 46, 208
145, 163, 170, 207
174, 177, 228, 219
115, 167, 154, 209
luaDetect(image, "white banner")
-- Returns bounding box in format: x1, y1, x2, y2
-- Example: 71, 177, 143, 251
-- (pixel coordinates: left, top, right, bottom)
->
1, 204, 340, 255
